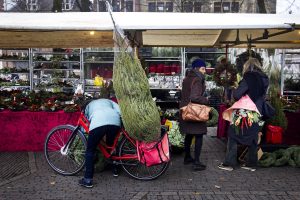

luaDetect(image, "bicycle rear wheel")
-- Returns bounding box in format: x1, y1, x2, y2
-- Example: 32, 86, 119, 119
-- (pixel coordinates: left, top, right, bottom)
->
118, 137, 169, 181
44, 125, 87, 176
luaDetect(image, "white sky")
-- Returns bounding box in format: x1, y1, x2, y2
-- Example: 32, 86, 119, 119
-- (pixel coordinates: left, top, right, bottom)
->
276, 0, 300, 14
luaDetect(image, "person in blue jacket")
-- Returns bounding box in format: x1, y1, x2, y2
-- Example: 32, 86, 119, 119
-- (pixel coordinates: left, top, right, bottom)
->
79, 98, 121, 188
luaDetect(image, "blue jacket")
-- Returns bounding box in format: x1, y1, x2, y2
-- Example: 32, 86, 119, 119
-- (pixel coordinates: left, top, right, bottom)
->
85, 99, 121, 131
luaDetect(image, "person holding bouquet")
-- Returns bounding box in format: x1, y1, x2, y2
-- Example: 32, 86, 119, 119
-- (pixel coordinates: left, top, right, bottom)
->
218, 58, 269, 171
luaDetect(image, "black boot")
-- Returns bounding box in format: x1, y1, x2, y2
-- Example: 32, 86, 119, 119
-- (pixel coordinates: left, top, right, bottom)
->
184, 155, 194, 165
193, 161, 206, 171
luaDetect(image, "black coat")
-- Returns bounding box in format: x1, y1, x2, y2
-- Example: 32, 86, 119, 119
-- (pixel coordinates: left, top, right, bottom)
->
179, 69, 209, 135
229, 70, 269, 145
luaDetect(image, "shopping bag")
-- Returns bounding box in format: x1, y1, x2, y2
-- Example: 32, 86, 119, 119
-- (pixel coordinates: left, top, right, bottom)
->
266, 125, 283, 144
137, 133, 170, 167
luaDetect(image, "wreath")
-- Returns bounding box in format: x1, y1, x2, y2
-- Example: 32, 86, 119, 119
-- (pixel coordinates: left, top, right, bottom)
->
213, 63, 237, 87
207, 107, 219, 127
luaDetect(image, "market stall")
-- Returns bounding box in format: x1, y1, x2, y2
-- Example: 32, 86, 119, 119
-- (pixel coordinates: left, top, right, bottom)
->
0, 110, 79, 151
0, 12, 300, 151
0, 12, 300, 48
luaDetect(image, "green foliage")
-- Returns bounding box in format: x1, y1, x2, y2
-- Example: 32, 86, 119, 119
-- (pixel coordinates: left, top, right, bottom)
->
213, 63, 237, 87
267, 68, 288, 130
207, 107, 219, 127
167, 121, 184, 148
259, 146, 300, 168
113, 51, 161, 142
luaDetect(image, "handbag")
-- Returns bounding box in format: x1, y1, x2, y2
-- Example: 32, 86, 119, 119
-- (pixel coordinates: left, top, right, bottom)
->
262, 101, 275, 120
180, 77, 211, 122
180, 103, 211, 122
137, 132, 170, 167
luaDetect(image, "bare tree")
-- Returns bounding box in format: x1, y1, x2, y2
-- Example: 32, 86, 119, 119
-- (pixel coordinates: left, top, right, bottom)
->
7, 0, 53, 12
257, 0, 267, 13
52, 0, 62, 12
172, 0, 211, 13
75, 0, 92, 11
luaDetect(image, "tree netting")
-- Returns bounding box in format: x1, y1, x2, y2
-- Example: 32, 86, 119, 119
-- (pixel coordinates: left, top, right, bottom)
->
110, 7, 161, 142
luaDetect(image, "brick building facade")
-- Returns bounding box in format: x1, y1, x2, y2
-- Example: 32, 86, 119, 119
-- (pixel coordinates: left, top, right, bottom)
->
2, 0, 276, 13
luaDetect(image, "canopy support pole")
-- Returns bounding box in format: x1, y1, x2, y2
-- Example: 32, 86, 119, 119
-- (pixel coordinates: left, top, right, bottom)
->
220, 24, 296, 47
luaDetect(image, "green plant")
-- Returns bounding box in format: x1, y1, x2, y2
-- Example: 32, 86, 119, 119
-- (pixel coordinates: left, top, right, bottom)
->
207, 107, 219, 127
167, 121, 184, 148
266, 68, 288, 130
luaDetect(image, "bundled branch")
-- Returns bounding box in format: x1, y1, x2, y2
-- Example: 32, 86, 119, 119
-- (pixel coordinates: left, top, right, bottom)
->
113, 51, 161, 142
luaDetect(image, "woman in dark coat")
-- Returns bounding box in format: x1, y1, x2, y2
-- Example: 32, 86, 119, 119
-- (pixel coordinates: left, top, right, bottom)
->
179, 59, 209, 171
218, 58, 269, 171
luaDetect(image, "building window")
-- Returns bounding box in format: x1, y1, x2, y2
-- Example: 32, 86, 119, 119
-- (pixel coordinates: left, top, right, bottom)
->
222, 2, 230, 12
183, 1, 193, 12
98, 0, 107, 12
125, 0, 133, 12
214, 2, 221, 13
194, 2, 202, 12
157, 2, 164, 12
165, 2, 173, 12
148, 2, 156, 12
26, 0, 38, 11
62, 0, 72, 10
231, 2, 239, 12
112, 0, 120, 12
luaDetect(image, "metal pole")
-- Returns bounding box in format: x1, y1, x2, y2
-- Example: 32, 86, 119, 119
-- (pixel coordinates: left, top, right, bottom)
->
80, 48, 85, 93
280, 49, 286, 96
29, 48, 33, 90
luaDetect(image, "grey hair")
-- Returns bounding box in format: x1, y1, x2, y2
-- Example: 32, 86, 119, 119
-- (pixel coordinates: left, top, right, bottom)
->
242, 57, 262, 75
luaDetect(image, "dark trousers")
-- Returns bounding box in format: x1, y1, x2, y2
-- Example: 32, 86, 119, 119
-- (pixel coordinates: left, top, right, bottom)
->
184, 134, 204, 163
84, 125, 120, 179
224, 136, 258, 167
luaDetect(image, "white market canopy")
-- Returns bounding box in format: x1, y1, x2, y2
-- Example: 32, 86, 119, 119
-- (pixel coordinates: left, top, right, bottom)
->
0, 12, 299, 48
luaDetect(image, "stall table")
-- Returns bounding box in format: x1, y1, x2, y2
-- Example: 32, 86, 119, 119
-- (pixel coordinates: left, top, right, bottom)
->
217, 104, 229, 138
0, 110, 80, 151
284, 111, 300, 145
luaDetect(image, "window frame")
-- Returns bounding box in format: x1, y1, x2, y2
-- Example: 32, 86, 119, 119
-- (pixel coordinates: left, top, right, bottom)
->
165, 1, 173, 12
148, 2, 156, 12
194, 1, 202, 13
183, 1, 193, 12
26, 0, 38, 11
62, 0, 72, 11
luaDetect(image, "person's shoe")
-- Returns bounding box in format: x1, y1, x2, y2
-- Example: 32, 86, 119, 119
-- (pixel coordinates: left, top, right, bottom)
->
112, 165, 119, 177
78, 178, 93, 188
241, 164, 256, 172
218, 163, 234, 171
193, 161, 206, 171
184, 156, 195, 165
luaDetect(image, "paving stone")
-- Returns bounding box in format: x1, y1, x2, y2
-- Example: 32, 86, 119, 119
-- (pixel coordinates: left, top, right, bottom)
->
1, 136, 300, 200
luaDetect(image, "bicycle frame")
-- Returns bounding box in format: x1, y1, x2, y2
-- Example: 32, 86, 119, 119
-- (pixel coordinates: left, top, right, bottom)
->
69, 112, 138, 161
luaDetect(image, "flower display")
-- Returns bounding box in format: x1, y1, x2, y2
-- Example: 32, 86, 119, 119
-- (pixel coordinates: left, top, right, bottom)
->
231, 109, 260, 134
167, 121, 184, 148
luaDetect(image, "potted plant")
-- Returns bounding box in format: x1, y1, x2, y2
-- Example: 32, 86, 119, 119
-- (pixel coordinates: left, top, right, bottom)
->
265, 68, 288, 144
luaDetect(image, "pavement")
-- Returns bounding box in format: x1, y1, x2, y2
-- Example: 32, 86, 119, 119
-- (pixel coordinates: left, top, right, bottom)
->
0, 135, 300, 200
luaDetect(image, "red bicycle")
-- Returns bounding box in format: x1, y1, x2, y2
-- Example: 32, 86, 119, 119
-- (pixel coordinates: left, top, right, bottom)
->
44, 111, 169, 180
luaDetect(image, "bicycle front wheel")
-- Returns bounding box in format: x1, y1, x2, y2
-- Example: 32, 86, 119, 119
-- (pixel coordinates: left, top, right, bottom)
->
118, 137, 169, 181
44, 125, 87, 176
